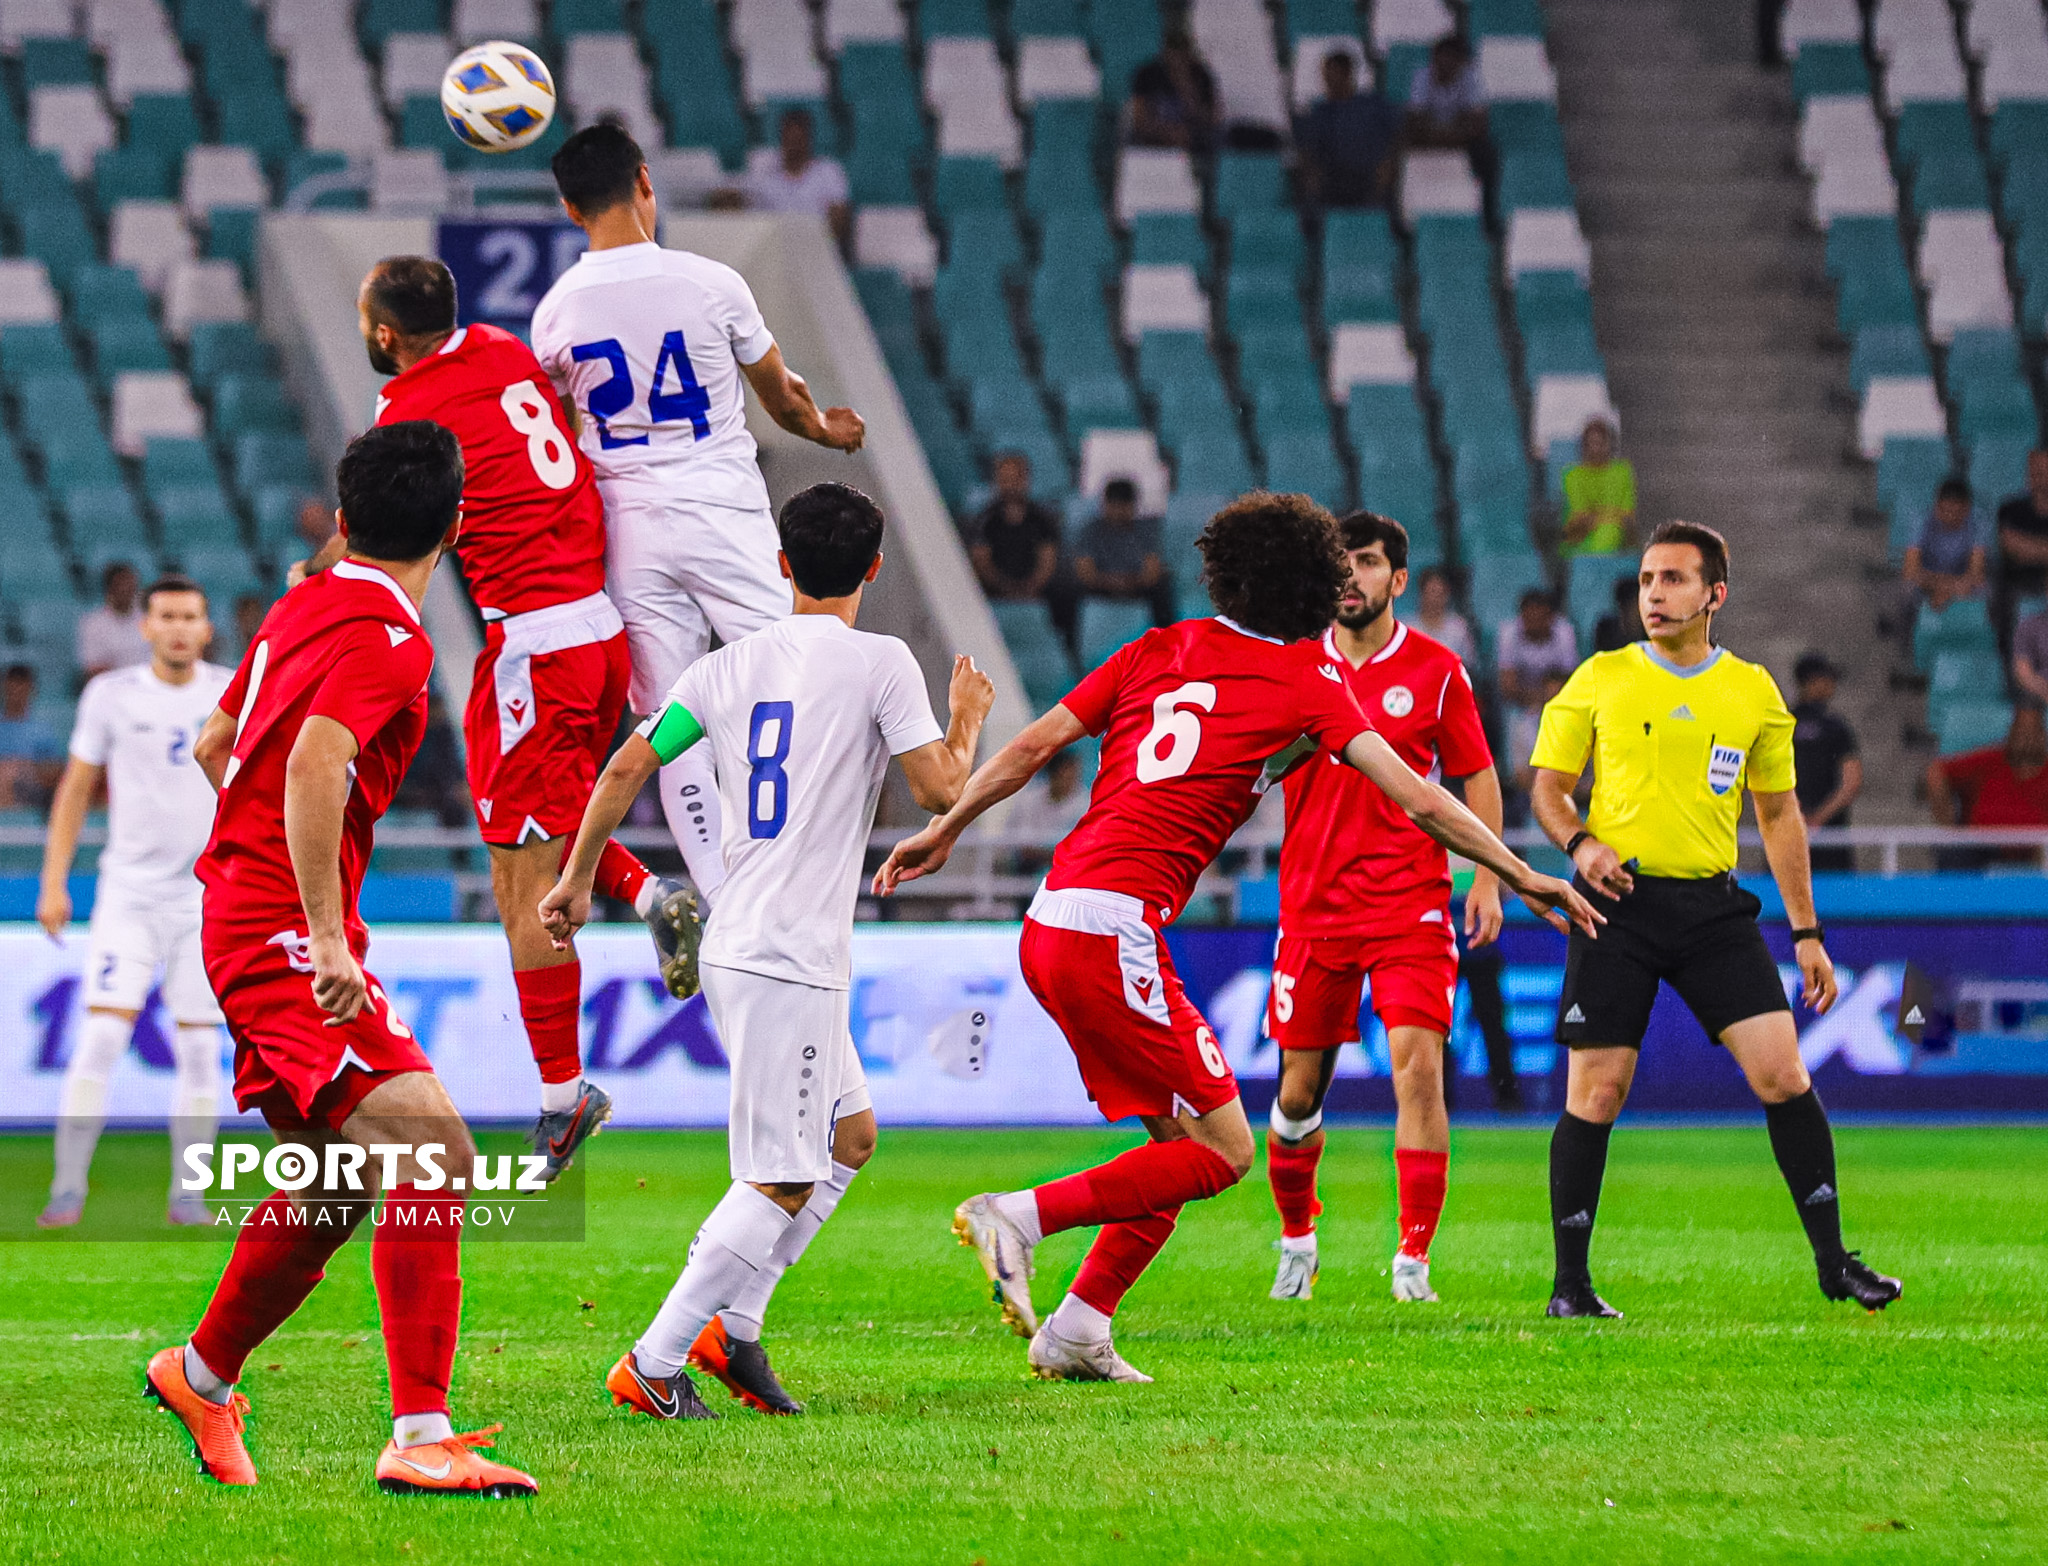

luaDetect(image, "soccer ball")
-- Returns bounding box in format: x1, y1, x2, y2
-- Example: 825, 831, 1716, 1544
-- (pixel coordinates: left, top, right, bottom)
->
441, 41, 556, 153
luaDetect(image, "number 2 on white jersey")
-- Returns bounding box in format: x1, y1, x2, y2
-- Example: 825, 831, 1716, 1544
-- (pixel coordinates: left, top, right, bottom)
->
1135, 681, 1217, 783
500, 379, 577, 490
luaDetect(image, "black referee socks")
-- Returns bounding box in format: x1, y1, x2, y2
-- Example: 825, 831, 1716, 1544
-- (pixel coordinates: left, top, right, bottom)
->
1549, 1112, 1613, 1288
1763, 1087, 1847, 1266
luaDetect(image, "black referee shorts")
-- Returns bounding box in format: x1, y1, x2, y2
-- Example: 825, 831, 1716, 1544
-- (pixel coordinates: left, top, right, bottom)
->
1556, 873, 1790, 1050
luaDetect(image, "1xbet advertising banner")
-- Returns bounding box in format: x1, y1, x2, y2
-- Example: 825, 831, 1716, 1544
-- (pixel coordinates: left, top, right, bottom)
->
0, 921, 2042, 1128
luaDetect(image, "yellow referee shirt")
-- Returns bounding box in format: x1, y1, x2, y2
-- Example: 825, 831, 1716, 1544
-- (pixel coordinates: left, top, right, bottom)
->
1529, 643, 1797, 879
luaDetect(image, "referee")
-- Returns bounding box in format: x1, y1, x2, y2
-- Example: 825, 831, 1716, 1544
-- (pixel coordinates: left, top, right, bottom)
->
1528, 521, 1902, 1318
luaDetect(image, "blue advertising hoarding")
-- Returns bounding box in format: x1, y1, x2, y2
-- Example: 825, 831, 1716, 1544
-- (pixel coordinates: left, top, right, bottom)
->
436, 217, 585, 334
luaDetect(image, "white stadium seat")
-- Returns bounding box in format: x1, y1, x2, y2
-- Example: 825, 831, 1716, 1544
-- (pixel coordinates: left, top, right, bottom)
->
854, 206, 938, 285
1883, 42, 1968, 109
0, 0, 77, 50
452, 0, 540, 46
1980, 34, 2048, 106
1078, 430, 1170, 517
823, 0, 903, 51
1779, 0, 1860, 55
0, 258, 61, 323
162, 258, 250, 342
923, 37, 1006, 108
566, 33, 662, 150
1115, 147, 1201, 221
1811, 155, 1897, 225
648, 148, 727, 206
1478, 37, 1555, 102
1017, 38, 1100, 102
383, 33, 454, 110
1872, 0, 1955, 60
1400, 149, 1483, 218
1506, 209, 1591, 277
371, 149, 451, 213
1120, 264, 1209, 340
111, 370, 203, 456
1859, 375, 1946, 457
1967, 0, 2048, 59
104, 32, 190, 105
184, 146, 270, 216
1919, 210, 2015, 340
1372, 0, 1454, 50
29, 85, 115, 178
109, 199, 194, 294
1532, 374, 1618, 452
303, 89, 392, 153
1290, 37, 1369, 113
1799, 95, 1885, 175
82, 0, 170, 49
1192, 0, 1289, 132
937, 97, 1023, 167
1326, 324, 1417, 399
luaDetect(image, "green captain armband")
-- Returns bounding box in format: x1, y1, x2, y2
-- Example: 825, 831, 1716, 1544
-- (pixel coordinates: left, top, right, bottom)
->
638, 702, 705, 764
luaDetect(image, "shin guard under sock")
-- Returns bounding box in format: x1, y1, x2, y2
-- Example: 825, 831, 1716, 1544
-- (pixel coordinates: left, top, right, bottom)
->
1266, 1131, 1323, 1239
1394, 1147, 1448, 1261
372, 1183, 465, 1419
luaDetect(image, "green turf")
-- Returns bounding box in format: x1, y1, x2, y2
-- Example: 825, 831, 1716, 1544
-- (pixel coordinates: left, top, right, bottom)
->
3, 1127, 2044, 1563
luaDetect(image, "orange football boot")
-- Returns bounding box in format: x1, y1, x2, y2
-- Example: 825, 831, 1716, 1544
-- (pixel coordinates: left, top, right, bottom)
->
144, 1345, 256, 1486
604, 1350, 717, 1419
374, 1425, 537, 1497
688, 1316, 803, 1414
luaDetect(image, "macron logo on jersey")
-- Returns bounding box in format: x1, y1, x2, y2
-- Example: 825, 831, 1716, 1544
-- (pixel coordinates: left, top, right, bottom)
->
387, 625, 413, 647
1317, 664, 1344, 684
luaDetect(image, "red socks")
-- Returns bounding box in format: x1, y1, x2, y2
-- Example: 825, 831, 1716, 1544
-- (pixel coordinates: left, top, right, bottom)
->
1034, 1138, 1240, 1236
1266, 1131, 1324, 1239
1071, 1209, 1181, 1316
373, 1183, 465, 1419
592, 839, 652, 909
514, 961, 583, 1086
190, 1193, 356, 1384
1395, 1147, 1448, 1261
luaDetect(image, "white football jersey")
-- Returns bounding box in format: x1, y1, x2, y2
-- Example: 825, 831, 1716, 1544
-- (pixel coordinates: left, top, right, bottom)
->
530, 240, 776, 511
69, 661, 233, 901
664, 615, 942, 989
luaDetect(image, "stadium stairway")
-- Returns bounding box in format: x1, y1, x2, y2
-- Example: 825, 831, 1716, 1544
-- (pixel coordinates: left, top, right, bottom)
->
1545, 0, 1917, 820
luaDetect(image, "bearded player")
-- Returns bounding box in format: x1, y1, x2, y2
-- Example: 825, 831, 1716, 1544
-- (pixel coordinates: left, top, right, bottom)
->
875, 493, 1600, 1381
1263, 513, 1501, 1305
329, 255, 696, 1177
146, 423, 536, 1495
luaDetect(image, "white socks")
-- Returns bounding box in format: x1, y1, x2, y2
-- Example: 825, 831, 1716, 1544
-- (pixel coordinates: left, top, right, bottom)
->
659, 750, 725, 909
169, 1023, 220, 1199
184, 1342, 233, 1405
51, 1011, 130, 1196
992, 1189, 1044, 1246
538, 1077, 582, 1114
722, 1160, 860, 1342
394, 1411, 454, 1449
631, 878, 658, 918
634, 1182, 792, 1378
1047, 1293, 1113, 1344
1280, 1232, 1318, 1255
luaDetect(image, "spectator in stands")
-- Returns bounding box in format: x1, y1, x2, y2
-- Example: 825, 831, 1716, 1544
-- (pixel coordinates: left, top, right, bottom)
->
1073, 478, 1174, 626
0, 663, 62, 811
1005, 747, 1091, 873
2012, 601, 2048, 709
1925, 704, 2048, 866
1592, 574, 1644, 651
726, 107, 852, 249
1994, 448, 2048, 640
1404, 36, 1491, 175
1295, 50, 1400, 211
1496, 588, 1578, 714
1127, 30, 1219, 152
969, 451, 1062, 605
1791, 651, 1861, 872
76, 563, 148, 681
1406, 565, 1475, 665
1903, 478, 1987, 614
1561, 418, 1637, 556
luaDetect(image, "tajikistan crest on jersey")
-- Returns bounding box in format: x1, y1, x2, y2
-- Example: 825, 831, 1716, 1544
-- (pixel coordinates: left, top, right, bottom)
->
1381, 685, 1414, 718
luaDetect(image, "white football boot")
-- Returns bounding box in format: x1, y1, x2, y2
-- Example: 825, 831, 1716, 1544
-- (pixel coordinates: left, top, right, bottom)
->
1391, 1250, 1438, 1302
952, 1193, 1038, 1336
1270, 1238, 1319, 1301
1028, 1322, 1153, 1383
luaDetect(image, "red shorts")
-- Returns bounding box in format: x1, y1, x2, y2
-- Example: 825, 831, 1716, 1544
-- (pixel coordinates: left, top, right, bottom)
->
1020, 885, 1238, 1123
1267, 911, 1461, 1050
204, 922, 433, 1132
465, 592, 631, 847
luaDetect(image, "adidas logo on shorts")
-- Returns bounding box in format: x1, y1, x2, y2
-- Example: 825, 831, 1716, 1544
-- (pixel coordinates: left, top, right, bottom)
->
1563, 1004, 1586, 1024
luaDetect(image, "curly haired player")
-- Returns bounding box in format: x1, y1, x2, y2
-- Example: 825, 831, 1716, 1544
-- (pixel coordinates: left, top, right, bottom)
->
875, 493, 1602, 1381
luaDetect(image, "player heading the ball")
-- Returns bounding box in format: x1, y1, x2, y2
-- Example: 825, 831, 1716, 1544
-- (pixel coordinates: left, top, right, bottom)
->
873, 492, 1602, 1383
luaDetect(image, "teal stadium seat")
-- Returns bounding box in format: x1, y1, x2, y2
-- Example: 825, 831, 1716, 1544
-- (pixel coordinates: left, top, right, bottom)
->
188, 323, 274, 387
1078, 598, 1152, 670
1089, 0, 1163, 98
1213, 153, 1283, 217
1790, 44, 1870, 100
1913, 596, 1996, 672
1876, 436, 1953, 560
1936, 698, 2013, 756
1012, 0, 1084, 34
94, 148, 173, 210
89, 318, 173, 380
1566, 553, 1637, 644
1848, 323, 1931, 391
124, 95, 203, 160
920, 0, 993, 38
990, 600, 1074, 710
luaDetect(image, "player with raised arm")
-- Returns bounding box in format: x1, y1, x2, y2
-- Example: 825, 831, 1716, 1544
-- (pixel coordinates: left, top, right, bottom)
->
1262, 514, 1502, 1306
542, 483, 991, 1420
309, 255, 687, 1179
144, 423, 537, 1496
533, 123, 865, 915
34, 576, 231, 1229
874, 493, 1601, 1382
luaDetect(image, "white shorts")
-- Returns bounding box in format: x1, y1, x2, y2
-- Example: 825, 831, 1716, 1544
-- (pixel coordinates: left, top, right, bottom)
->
702, 962, 871, 1185
84, 883, 221, 1023
600, 479, 788, 714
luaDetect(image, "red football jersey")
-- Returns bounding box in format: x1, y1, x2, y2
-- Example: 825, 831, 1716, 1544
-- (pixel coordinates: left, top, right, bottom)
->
1278, 621, 1493, 934
197, 560, 436, 953
1049, 617, 1374, 923
374, 322, 607, 616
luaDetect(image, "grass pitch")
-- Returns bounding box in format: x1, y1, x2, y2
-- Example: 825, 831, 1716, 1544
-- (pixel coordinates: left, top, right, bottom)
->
3, 1126, 2044, 1564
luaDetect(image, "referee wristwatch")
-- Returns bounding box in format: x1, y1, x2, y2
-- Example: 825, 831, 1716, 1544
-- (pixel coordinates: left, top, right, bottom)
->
1790, 924, 1826, 945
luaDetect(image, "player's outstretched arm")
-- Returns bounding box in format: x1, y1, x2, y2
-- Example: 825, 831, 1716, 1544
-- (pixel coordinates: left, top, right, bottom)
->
740, 345, 864, 452
1341, 731, 1603, 937
873, 704, 1084, 894
35, 757, 102, 940
540, 731, 668, 949
1754, 786, 1838, 1014
193, 706, 236, 792
897, 655, 996, 813
284, 715, 369, 1023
